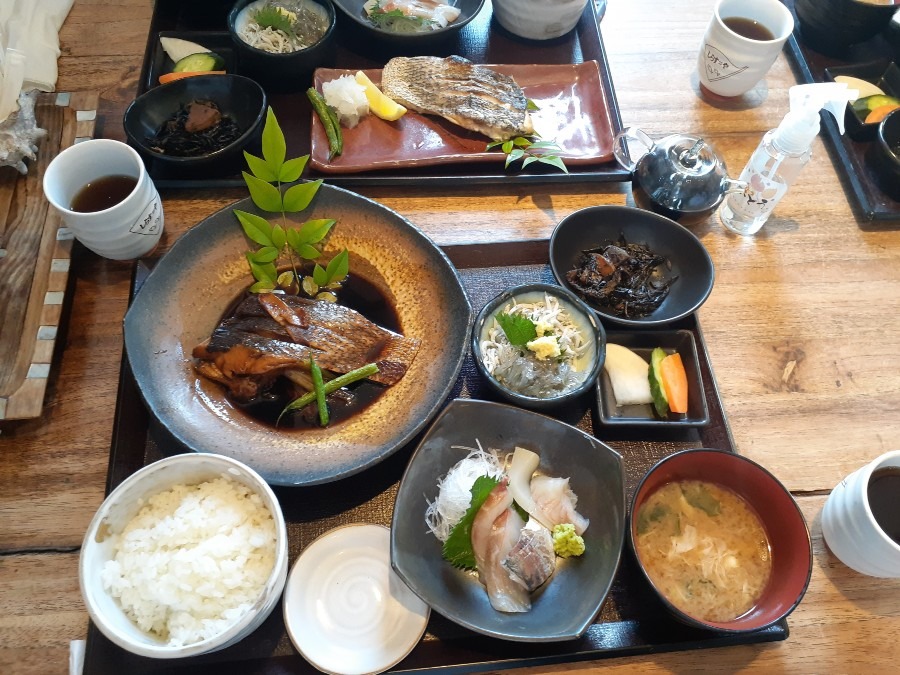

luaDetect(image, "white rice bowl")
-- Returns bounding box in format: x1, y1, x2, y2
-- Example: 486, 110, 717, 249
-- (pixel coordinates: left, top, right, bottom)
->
80, 454, 288, 658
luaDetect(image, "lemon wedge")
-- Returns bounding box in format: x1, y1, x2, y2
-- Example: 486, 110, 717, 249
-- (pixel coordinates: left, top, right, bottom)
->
355, 71, 407, 121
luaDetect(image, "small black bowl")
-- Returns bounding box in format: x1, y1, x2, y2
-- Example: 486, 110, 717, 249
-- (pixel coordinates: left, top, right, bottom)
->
123, 73, 266, 177
331, 0, 485, 49
795, 0, 897, 57
228, 0, 336, 92
549, 205, 715, 328
472, 282, 605, 411
871, 107, 900, 201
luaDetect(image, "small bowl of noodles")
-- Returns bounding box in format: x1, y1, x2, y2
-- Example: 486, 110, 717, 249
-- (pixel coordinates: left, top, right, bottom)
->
629, 449, 813, 633
472, 282, 605, 411
228, 0, 337, 92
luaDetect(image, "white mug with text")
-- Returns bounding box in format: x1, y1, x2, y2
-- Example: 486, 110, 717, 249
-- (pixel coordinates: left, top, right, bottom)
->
43, 139, 164, 260
698, 0, 795, 97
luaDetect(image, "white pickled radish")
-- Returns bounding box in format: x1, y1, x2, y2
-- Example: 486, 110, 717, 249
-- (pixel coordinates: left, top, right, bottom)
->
507, 446, 553, 530
604, 343, 653, 406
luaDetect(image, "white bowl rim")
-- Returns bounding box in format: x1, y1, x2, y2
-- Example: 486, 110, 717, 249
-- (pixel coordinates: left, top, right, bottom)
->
79, 452, 288, 658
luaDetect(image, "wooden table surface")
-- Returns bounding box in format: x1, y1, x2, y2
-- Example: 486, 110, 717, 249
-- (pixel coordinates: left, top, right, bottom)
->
2, 0, 899, 672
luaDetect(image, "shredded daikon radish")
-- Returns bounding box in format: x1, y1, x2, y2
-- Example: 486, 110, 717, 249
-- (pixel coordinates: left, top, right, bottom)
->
424, 442, 504, 542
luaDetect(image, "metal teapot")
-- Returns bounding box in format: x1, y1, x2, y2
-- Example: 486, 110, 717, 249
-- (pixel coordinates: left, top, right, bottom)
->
613, 127, 746, 223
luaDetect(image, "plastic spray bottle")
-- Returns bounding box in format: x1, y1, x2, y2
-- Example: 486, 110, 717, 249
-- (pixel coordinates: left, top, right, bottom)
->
719, 83, 858, 236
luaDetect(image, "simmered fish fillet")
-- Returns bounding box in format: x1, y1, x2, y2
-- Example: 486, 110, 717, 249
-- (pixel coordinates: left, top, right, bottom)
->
192, 293, 420, 401
380, 55, 534, 141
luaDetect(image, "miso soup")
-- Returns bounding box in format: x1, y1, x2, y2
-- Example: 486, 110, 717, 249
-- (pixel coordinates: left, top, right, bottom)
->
635, 480, 772, 623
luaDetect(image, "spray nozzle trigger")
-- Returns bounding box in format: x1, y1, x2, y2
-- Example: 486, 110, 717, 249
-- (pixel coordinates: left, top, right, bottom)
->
788, 82, 859, 136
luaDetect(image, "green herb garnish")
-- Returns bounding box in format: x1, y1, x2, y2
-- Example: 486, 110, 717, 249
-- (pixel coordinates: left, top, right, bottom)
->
495, 312, 537, 346
486, 134, 568, 174
236, 107, 349, 298
442, 475, 501, 569
252, 2, 297, 38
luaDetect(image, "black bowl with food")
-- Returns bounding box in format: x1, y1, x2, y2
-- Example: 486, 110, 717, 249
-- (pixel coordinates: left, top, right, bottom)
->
549, 205, 715, 328
228, 0, 336, 92
331, 0, 485, 51
471, 282, 605, 411
870, 107, 900, 201
629, 449, 812, 633
123, 73, 266, 178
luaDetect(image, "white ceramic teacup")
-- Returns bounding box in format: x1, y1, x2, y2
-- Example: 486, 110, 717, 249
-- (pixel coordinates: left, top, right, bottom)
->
43, 139, 163, 260
697, 0, 795, 97
821, 450, 900, 578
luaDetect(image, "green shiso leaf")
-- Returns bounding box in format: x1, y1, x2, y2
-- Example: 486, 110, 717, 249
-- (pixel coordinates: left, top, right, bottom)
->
442, 475, 501, 570
495, 312, 537, 346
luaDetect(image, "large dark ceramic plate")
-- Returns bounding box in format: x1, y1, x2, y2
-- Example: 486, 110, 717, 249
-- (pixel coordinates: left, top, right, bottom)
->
549, 206, 715, 328
390, 398, 626, 642
123, 185, 472, 486
311, 61, 614, 173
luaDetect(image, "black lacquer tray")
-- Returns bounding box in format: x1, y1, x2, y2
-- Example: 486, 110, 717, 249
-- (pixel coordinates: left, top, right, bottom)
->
782, 0, 900, 224
82, 240, 787, 674
135, 0, 629, 188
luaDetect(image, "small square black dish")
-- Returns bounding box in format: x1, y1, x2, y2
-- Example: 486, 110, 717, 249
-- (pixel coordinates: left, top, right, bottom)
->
145, 32, 236, 92
825, 61, 900, 142
598, 330, 709, 427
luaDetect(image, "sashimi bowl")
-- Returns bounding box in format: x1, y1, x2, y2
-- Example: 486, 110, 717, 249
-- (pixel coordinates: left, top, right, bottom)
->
79, 453, 289, 658
330, 0, 485, 47
124, 183, 472, 486
390, 398, 626, 641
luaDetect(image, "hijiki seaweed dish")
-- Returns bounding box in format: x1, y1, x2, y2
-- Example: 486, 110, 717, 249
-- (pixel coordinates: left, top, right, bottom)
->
566, 236, 676, 319
149, 99, 241, 157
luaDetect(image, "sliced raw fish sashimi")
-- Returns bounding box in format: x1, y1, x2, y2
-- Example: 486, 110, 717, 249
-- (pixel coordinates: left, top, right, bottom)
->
502, 518, 556, 592
530, 475, 590, 535
471, 483, 530, 612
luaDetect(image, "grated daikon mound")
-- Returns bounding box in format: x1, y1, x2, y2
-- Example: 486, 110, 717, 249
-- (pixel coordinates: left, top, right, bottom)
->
322, 75, 369, 128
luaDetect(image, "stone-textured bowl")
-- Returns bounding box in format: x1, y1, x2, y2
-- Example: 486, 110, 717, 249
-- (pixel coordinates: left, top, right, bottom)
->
79, 453, 289, 658
391, 398, 626, 642
629, 449, 813, 633
228, 0, 337, 92
471, 282, 605, 411
549, 205, 715, 328
124, 184, 472, 486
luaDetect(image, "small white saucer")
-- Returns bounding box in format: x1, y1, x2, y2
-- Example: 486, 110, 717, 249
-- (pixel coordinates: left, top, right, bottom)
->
283, 523, 430, 675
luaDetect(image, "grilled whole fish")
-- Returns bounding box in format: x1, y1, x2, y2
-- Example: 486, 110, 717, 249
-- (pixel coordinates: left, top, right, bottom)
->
380, 55, 534, 141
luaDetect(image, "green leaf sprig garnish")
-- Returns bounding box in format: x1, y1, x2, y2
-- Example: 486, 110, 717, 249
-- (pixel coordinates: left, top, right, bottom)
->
487, 100, 567, 173
236, 107, 349, 299
495, 312, 537, 346
252, 2, 297, 39
442, 475, 501, 569
487, 135, 569, 174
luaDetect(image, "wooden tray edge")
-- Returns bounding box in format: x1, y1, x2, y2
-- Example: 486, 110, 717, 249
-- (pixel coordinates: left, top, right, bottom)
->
0, 92, 99, 420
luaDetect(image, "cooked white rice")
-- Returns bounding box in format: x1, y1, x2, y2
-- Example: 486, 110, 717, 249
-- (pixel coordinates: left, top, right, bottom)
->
100, 476, 277, 647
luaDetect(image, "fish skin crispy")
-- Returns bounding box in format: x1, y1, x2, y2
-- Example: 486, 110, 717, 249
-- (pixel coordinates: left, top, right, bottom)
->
380, 55, 534, 141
